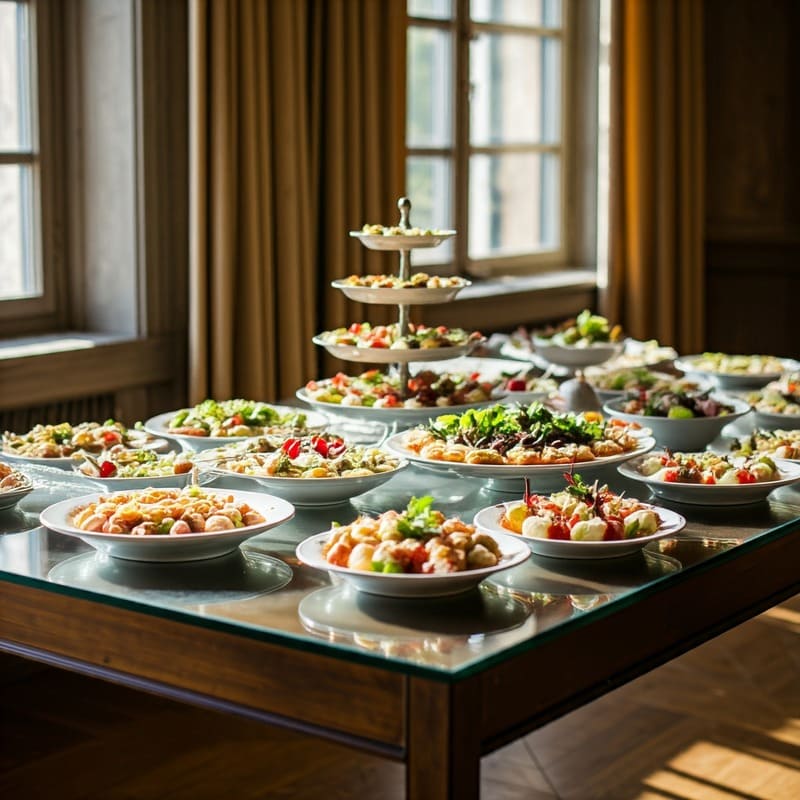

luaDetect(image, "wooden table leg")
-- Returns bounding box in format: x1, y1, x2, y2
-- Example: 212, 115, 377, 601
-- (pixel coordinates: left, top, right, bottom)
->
406, 677, 482, 800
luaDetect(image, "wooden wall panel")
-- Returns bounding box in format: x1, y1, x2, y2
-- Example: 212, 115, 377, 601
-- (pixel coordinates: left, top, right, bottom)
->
703, 0, 800, 355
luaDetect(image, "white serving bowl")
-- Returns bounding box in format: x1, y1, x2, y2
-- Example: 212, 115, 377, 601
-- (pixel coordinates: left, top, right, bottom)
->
603, 396, 752, 451
533, 336, 623, 369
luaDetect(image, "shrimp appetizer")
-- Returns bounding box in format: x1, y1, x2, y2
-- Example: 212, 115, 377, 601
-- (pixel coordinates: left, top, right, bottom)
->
322, 496, 502, 574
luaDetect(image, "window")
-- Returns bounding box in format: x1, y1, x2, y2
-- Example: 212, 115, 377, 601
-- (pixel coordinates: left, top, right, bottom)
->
0, 0, 37, 302
407, 0, 589, 278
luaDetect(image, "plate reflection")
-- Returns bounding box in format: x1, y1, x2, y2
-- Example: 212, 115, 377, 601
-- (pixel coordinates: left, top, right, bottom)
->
47, 548, 293, 607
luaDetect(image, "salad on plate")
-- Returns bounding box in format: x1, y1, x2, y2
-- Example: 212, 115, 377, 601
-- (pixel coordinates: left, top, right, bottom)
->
498, 474, 661, 542
401, 403, 640, 466
616, 388, 736, 420
162, 399, 311, 438
2, 420, 159, 460
535, 310, 623, 348
319, 496, 505, 575
746, 373, 800, 416
303, 368, 498, 409
635, 451, 782, 485
316, 322, 482, 351
730, 429, 800, 461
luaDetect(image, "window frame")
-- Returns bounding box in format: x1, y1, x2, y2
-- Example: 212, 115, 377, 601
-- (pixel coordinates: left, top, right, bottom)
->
0, 0, 66, 333
406, 0, 598, 279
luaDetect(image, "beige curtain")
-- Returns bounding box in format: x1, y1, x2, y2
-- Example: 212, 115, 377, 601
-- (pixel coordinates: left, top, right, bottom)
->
605, 0, 705, 354
189, 0, 405, 404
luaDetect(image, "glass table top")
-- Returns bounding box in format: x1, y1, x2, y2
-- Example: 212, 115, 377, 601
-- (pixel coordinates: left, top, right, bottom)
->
2, 452, 800, 679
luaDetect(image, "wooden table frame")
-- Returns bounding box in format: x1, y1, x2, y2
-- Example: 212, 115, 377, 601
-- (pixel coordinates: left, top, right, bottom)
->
2, 523, 799, 799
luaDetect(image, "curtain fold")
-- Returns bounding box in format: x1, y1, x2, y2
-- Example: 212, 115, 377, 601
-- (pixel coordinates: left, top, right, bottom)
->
605, 0, 705, 353
189, 0, 405, 403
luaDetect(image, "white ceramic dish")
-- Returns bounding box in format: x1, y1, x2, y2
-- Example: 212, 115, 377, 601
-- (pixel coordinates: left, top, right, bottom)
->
603, 396, 751, 451
331, 279, 469, 305
143, 406, 328, 452
69, 470, 198, 493
751, 409, 800, 431
384, 432, 656, 492
0, 480, 34, 511
618, 455, 800, 506
532, 336, 623, 369
295, 529, 529, 598
296, 387, 501, 427
674, 355, 800, 390
313, 336, 483, 364
349, 230, 456, 251
0, 450, 78, 470
472, 501, 686, 560
202, 460, 409, 506
39, 488, 296, 562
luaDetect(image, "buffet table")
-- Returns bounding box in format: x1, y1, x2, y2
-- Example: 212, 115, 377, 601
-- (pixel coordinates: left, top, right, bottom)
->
2, 461, 800, 799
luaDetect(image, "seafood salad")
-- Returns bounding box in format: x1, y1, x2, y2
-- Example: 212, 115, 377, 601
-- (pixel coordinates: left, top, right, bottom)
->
205, 432, 401, 479
69, 486, 266, 536
619, 388, 735, 419
732, 429, 800, 460
167, 399, 308, 438
402, 403, 640, 466
317, 322, 482, 351
304, 368, 497, 409
746, 373, 800, 415
2, 420, 154, 459
77, 448, 194, 479
637, 452, 781, 485
0, 460, 31, 492
339, 273, 467, 289
322, 496, 502, 574
501, 474, 661, 541
535, 310, 623, 347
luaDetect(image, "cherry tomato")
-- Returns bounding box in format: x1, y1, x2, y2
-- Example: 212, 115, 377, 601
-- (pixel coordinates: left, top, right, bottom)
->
326, 437, 346, 458
547, 522, 570, 540
663, 469, 679, 482
736, 469, 757, 484
282, 438, 302, 459
102, 430, 122, 444
99, 460, 117, 478
310, 436, 329, 457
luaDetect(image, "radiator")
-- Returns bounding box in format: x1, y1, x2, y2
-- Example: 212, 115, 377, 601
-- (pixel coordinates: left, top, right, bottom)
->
0, 394, 117, 433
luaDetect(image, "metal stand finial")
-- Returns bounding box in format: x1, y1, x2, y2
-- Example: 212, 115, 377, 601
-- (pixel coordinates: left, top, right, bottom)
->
398, 197, 411, 230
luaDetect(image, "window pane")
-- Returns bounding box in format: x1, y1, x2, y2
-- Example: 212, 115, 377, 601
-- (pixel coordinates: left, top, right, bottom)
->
408, 0, 453, 21
0, 164, 37, 299
470, 0, 562, 27
468, 152, 560, 258
407, 26, 453, 148
470, 33, 561, 146
406, 156, 453, 265
0, 1, 32, 150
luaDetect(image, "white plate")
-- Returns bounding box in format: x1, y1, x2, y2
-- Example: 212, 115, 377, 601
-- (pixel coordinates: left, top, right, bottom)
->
349, 230, 456, 251
202, 460, 409, 506
473, 502, 686, 560
143, 406, 328, 452
0, 480, 34, 510
39, 488, 296, 562
296, 529, 530, 598
533, 336, 623, 369
69, 470, 198, 493
0, 450, 78, 470
675, 355, 800, 390
313, 336, 483, 364
331, 279, 469, 305
384, 432, 656, 492
603, 396, 752, 451
618, 454, 800, 506
751, 410, 800, 430
296, 387, 502, 427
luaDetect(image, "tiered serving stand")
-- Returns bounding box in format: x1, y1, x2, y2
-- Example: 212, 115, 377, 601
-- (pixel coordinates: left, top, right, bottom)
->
311, 196, 471, 413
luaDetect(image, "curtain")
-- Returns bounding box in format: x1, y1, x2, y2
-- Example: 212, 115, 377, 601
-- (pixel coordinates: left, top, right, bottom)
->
604, 0, 705, 354
189, 0, 405, 404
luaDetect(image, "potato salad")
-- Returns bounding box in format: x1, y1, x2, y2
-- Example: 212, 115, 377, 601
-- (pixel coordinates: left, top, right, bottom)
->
323, 496, 502, 574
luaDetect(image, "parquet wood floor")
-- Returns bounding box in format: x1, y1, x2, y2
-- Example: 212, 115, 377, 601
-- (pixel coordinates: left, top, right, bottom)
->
1, 595, 798, 799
